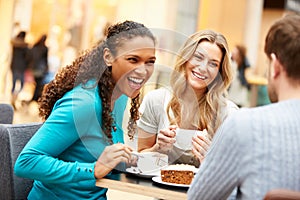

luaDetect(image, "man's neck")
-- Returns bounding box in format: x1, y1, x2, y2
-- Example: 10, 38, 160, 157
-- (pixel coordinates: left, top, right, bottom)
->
278, 80, 300, 101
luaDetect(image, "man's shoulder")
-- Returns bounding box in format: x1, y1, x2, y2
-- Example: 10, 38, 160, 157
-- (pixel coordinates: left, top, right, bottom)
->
224, 103, 284, 134
225, 99, 239, 111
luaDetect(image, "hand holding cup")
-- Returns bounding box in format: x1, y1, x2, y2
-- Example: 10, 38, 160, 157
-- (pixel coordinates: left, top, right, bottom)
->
156, 125, 177, 153
192, 129, 211, 162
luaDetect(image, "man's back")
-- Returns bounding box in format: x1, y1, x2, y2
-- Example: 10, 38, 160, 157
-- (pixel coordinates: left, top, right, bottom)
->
231, 99, 300, 199
188, 99, 300, 200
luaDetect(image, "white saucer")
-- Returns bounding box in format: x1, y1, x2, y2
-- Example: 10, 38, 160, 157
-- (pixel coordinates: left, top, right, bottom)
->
125, 167, 160, 178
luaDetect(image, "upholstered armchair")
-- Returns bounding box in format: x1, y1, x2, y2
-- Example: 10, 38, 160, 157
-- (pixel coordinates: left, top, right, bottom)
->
0, 103, 14, 124
0, 123, 42, 200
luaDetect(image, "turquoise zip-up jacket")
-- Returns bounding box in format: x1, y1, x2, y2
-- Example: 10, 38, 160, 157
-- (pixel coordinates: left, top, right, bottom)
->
14, 80, 128, 199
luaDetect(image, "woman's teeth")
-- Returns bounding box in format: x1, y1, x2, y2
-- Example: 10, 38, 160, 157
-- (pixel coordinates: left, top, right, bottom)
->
192, 71, 206, 80
128, 77, 144, 84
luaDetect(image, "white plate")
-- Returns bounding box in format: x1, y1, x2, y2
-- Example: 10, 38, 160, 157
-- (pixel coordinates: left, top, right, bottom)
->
152, 176, 190, 188
125, 167, 160, 178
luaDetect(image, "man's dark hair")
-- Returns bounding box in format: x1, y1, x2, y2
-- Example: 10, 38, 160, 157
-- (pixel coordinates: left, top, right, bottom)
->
265, 14, 300, 81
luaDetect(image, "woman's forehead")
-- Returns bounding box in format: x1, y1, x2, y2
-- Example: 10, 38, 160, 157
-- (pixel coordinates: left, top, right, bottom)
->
116, 36, 155, 56
195, 41, 222, 61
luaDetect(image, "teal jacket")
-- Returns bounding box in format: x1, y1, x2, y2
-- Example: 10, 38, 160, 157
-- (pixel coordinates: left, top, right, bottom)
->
14, 81, 128, 199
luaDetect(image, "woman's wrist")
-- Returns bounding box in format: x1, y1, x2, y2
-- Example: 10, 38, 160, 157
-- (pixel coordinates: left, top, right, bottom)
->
154, 143, 171, 154
94, 162, 112, 179
152, 143, 160, 152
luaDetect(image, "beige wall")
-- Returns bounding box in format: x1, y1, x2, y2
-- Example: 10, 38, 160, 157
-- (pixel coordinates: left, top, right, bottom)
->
116, 0, 178, 30
197, 0, 264, 68
197, 0, 247, 50
197, 0, 287, 78
256, 9, 284, 75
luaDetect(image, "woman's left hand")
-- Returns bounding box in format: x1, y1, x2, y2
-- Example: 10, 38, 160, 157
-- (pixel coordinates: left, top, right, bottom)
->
192, 134, 211, 163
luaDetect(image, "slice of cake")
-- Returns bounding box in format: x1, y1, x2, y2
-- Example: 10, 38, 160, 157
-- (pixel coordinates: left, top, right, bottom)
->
160, 164, 195, 185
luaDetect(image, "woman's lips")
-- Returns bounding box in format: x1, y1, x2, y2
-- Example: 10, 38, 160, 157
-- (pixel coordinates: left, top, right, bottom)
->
192, 71, 206, 80
127, 77, 145, 90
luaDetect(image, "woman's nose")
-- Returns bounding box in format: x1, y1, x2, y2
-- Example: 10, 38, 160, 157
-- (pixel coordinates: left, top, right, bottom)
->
134, 64, 148, 75
195, 60, 208, 70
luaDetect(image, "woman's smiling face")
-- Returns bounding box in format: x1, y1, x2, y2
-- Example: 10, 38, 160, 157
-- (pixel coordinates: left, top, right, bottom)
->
185, 40, 222, 96
109, 36, 156, 99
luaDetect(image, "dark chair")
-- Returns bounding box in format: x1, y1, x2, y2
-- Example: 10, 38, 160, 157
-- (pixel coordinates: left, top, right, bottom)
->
264, 189, 300, 200
0, 103, 14, 124
0, 122, 42, 200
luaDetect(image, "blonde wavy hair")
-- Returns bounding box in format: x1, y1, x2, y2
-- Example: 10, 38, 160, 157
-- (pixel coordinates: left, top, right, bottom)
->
166, 30, 232, 138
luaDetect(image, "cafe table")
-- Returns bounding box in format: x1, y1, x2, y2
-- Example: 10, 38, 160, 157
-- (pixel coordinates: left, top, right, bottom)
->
96, 170, 188, 200
247, 75, 268, 107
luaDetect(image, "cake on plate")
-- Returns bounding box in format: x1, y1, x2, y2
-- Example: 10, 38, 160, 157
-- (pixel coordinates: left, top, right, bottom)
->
160, 164, 195, 185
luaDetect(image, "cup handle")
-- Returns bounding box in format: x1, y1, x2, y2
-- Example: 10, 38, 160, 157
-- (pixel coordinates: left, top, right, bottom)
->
130, 152, 139, 167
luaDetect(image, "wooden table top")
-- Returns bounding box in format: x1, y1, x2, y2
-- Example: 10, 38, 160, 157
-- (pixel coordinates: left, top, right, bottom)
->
247, 75, 268, 85
96, 172, 187, 200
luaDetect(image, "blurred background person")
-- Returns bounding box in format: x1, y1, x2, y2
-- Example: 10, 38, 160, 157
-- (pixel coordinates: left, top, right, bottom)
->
28, 34, 49, 103
10, 31, 30, 109
228, 44, 251, 107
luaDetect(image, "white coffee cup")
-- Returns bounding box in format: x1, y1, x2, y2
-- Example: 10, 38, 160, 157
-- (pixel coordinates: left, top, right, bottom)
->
132, 152, 168, 173
174, 128, 208, 150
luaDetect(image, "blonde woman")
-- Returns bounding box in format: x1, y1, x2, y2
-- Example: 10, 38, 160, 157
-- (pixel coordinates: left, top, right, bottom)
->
137, 30, 238, 167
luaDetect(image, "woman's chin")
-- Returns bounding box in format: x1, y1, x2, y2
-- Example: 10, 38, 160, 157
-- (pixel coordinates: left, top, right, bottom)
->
129, 91, 140, 99
123, 88, 140, 99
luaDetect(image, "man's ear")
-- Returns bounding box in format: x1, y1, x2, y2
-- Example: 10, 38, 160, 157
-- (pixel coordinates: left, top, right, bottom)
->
103, 48, 113, 66
270, 53, 281, 79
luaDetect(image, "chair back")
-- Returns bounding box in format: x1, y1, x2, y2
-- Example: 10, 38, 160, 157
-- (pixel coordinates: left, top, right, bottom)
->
264, 189, 300, 200
0, 122, 42, 200
0, 103, 14, 124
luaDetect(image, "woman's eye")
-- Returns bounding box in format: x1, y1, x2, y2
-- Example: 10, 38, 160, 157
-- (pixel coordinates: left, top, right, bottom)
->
128, 57, 138, 62
194, 54, 204, 61
209, 62, 219, 68
146, 60, 155, 65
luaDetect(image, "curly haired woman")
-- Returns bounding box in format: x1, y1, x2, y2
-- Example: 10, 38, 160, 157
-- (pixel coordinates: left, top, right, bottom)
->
137, 30, 238, 167
15, 21, 156, 199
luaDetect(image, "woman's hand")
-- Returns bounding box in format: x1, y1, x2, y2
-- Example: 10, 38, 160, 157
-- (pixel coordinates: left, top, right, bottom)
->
192, 134, 211, 163
155, 125, 177, 153
94, 143, 133, 179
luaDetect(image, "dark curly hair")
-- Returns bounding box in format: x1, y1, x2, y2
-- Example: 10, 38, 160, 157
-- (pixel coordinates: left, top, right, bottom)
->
38, 20, 155, 142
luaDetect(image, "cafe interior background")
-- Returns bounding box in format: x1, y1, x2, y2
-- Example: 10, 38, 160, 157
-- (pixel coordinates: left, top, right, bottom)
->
0, 0, 299, 199
0, 0, 299, 126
